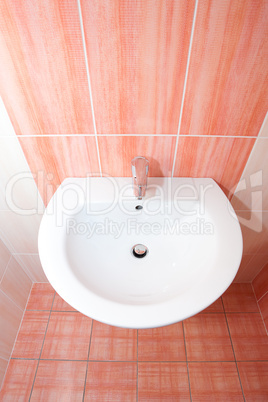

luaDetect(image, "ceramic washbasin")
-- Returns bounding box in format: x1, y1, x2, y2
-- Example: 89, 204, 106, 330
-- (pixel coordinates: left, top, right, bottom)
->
38, 178, 242, 328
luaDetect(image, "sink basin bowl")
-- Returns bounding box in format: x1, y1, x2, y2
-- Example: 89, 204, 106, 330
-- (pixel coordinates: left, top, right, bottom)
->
38, 177, 242, 328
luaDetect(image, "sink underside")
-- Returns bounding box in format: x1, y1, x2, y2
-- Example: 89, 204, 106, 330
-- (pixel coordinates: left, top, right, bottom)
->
38, 178, 243, 328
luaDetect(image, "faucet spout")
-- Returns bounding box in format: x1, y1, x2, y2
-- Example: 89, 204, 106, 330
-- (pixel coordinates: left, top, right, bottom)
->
131, 156, 149, 199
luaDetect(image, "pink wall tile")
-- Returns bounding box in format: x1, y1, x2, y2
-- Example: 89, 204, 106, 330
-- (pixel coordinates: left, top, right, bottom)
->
258, 293, 268, 334
180, 0, 268, 137
0, 357, 8, 391
0, 257, 32, 310
81, 0, 195, 134
98, 136, 176, 177
14, 254, 48, 283
173, 137, 255, 196
0, 290, 23, 360
0, 0, 94, 135
19, 136, 100, 205
234, 254, 268, 284
252, 262, 268, 301
0, 239, 11, 281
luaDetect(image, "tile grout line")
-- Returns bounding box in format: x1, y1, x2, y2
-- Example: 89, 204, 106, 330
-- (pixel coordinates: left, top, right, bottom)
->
82, 319, 94, 401
28, 291, 56, 401
222, 303, 246, 401
136, 329, 138, 402
182, 321, 192, 402
251, 283, 268, 336
77, 0, 102, 177
171, 0, 199, 178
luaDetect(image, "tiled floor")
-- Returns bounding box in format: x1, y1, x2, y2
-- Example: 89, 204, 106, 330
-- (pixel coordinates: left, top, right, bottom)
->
1, 283, 268, 401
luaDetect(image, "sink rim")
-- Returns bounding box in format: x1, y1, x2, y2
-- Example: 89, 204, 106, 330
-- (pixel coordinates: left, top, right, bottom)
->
38, 177, 243, 329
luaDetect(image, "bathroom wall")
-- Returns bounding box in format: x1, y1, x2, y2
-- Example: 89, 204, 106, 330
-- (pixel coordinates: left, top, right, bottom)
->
252, 262, 268, 333
0, 97, 46, 387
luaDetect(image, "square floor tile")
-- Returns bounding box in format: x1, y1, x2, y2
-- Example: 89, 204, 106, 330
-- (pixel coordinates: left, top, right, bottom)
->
12, 311, 50, 358
41, 312, 92, 360
188, 362, 244, 401
138, 323, 186, 361
84, 362, 136, 401
238, 362, 268, 401
183, 314, 234, 361
222, 284, 259, 312
27, 283, 55, 310
31, 360, 87, 402
138, 362, 190, 401
226, 313, 268, 360
89, 321, 137, 361
52, 293, 77, 312
0, 359, 37, 401
252, 262, 268, 301
202, 297, 224, 313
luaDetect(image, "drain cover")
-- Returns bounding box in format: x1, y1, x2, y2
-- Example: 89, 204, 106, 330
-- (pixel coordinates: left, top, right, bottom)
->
132, 244, 148, 258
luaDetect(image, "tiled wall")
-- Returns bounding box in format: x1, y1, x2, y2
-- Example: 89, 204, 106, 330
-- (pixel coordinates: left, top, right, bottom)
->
0, 98, 46, 387
253, 262, 268, 333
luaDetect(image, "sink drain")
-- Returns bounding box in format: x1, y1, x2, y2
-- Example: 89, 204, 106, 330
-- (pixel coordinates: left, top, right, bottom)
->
132, 244, 148, 258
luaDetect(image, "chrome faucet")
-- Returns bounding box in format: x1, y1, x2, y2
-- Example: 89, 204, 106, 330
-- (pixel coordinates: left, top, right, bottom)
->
131, 156, 149, 200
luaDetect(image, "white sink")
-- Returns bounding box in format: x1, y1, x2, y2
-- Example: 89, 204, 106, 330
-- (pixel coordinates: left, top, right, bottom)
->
38, 178, 242, 328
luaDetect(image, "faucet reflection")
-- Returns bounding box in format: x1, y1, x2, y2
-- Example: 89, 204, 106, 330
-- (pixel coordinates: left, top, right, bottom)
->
131, 156, 149, 200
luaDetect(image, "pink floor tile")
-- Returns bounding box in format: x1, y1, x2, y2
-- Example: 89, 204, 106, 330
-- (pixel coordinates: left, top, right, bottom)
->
0, 359, 37, 401
12, 311, 50, 358
26, 283, 55, 310
222, 283, 259, 312
188, 362, 244, 401
138, 362, 190, 401
226, 313, 268, 361
41, 312, 92, 360
238, 361, 268, 401
31, 360, 87, 401
84, 362, 136, 401
138, 323, 186, 361
183, 314, 234, 361
52, 293, 77, 312
202, 297, 224, 313
89, 321, 137, 361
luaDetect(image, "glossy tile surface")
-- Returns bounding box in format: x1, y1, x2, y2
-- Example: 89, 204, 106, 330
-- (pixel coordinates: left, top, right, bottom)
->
14, 254, 48, 283
258, 293, 268, 333
26, 283, 55, 311
180, 0, 268, 137
238, 362, 268, 402
188, 362, 243, 401
0, 290, 23, 360
173, 137, 255, 197
0, 239, 11, 281
89, 321, 137, 361
41, 312, 92, 360
85, 362, 136, 402
0, 357, 8, 392
31, 360, 87, 401
0, 0, 94, 135
98, 136, 176, 177
19, 136, 100, 205
234, 254, 266, 283
12, 311, 49, 359
202, 297, 224, 313
252, 262, 268, 301
0, 359, 37, 401
138, 323, 186, 362
184, 314, 234, 361
227, 313, 268, 361
222, 283, 259, 313
0, 257, 32, 310
81, 0, 195, 134
138, 362, 190, 401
